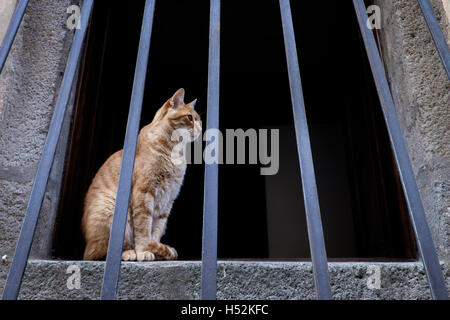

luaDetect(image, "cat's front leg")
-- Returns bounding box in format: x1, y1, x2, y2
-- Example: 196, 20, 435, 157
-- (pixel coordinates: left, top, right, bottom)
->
132, 207, 156, 261
122, 250, 137, 261
150, 216, 178, 261
151, 215, 168, 243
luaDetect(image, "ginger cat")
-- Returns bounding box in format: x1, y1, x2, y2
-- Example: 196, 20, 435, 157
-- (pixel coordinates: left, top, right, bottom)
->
82, 89, 202, 261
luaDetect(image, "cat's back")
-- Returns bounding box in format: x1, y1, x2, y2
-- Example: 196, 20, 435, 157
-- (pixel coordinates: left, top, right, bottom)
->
85, 150, 123, 203
82, 149, 124, 239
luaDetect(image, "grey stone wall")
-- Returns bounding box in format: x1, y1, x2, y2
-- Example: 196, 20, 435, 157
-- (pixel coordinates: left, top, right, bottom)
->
374, 0, 450, 262
0, 0, 73, 293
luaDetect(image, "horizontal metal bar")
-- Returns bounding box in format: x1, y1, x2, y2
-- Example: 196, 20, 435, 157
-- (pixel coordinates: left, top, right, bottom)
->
279, 0, 332, 300
100, 0, 156, 300
0, 0, 30, 74
352, 0, 448, 300
201, 0, 221, 301
1, 0, 94, 301
417, 0, 450, 79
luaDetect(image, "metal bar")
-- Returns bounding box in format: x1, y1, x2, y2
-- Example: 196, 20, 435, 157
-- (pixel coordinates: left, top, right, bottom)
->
279, 0, 332, 300
0, 0, 30, 74
417, 0, 450, 79
352, 0, 448, 300
201, 0, 221, 301
1, 0, 94, 300
100, 0, 156, 300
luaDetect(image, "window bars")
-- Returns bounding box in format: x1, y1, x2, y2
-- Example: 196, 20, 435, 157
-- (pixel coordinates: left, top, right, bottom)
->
0, 0, 448, 300
279, 0, 332, 300
201, 0, 221, 301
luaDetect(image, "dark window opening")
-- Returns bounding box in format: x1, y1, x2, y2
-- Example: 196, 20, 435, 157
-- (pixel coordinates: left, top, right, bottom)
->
53, 0, 417, 261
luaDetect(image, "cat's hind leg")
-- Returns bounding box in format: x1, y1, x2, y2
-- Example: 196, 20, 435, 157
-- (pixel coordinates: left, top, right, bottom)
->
149, 212, 177, 260
83, 240, 108, 260
146, 241, 178, 261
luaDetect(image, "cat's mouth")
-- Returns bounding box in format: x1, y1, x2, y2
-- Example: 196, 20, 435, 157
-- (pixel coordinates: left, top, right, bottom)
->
191, 131, 200, 141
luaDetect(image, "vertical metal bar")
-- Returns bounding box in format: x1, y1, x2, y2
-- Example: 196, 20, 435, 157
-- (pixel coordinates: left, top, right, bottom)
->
1, 0, 94, 301
100, 0, 156, 300
0, 0, 30, 74
417, 0, 450, 79
353, 0, 448, 300
201, 0, 221, 301
279, 0, 332, 300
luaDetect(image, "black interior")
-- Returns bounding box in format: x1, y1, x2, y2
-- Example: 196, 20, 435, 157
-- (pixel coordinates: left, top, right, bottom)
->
52, 0, 417, 261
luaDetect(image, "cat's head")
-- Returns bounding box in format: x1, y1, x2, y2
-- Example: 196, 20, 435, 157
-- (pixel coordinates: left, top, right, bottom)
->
156, 89, 202, 142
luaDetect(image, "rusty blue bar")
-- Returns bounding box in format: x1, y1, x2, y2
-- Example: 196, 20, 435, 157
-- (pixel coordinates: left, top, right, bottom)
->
100, 0, 156, 300
201, 0, 221, 301
279, 0, 332, 300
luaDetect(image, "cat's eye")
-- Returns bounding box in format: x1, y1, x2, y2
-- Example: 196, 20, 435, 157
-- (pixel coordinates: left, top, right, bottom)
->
187, 115, 194, 122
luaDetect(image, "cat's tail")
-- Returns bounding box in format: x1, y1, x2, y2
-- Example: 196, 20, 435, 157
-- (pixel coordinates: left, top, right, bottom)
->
83, 240, 108, 260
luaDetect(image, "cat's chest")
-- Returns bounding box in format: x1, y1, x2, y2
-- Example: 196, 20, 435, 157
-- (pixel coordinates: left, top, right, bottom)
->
142, 164, 186, 216
154, 169, 184, 200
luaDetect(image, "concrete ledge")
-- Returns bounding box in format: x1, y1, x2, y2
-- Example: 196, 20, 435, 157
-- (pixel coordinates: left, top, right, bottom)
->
10, 260, 448, 300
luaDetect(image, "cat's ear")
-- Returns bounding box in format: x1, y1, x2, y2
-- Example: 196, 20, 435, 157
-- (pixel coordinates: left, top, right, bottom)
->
187, 99, 197, 110
170, 88, 185, 109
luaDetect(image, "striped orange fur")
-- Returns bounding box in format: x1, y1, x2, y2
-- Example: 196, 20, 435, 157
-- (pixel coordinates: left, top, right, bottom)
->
81, 89, 202, 261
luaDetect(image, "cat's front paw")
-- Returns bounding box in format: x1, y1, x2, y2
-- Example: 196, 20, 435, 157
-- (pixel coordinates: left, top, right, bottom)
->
122, 250, 137, 261
136, 251, 156, 262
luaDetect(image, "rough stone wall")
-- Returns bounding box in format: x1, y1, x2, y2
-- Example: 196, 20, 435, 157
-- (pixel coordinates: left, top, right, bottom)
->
0, 0, 73, 293
373, 0, 450, 262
